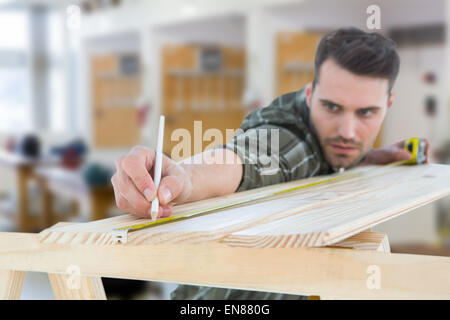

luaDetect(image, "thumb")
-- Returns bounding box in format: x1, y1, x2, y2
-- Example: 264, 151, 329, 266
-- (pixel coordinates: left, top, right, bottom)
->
394, 149, 413, 162
157, 175, 184, 206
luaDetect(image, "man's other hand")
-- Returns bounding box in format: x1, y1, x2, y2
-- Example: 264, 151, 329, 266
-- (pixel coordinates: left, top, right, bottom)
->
359, 139, 430, 166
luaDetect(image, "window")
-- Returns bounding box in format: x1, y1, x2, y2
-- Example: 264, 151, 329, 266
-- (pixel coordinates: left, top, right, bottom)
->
0, 9, 31, 132
0, 7, 74, 134
47, 9, 67, 133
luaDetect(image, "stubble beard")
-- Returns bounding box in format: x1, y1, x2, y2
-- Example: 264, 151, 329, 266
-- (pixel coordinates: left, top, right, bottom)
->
309, 118, 368, 169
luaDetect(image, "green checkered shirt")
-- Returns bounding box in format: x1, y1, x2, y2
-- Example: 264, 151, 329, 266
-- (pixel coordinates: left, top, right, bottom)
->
171, 87, 339, 300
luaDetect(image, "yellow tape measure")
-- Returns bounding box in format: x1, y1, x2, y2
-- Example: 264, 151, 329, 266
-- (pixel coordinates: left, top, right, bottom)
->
111, 138, 427, 244
404, 137, 427, 165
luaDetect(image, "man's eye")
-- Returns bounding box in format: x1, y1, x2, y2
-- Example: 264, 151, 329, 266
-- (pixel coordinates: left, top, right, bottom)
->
326, 103, 339, 112
358, 109, 375, 117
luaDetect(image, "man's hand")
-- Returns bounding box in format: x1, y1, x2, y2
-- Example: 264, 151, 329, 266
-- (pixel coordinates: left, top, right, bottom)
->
111, 146, 192, 219
359, 139, 430, 166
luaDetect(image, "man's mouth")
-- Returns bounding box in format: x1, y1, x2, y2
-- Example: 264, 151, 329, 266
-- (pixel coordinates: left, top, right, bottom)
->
330, 144, 358, 154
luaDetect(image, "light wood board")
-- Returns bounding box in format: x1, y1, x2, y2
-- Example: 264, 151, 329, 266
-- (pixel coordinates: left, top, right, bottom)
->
39, 164, 450, 248
1, 232, 450, 299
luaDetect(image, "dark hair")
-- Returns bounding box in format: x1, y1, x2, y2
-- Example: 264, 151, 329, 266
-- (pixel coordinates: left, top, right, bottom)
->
313, 27, 400, 92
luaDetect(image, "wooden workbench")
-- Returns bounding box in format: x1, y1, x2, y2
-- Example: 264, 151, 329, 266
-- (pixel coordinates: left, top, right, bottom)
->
0, 152, 57, 232
35, 167, 115, 225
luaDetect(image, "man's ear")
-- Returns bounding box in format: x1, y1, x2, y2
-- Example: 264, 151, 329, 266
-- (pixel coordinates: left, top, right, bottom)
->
305, 82, 313, 108
388, 92, 395, 109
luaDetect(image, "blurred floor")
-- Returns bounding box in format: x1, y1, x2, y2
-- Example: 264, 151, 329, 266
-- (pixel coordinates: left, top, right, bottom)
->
18, 273, 178, 300
19, 273, 178, 300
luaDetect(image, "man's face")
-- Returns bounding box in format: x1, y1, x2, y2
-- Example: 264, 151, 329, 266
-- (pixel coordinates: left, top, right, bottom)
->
305, 58, 394, 169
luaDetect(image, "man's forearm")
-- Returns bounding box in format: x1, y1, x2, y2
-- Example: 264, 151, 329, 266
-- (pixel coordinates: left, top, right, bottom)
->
179, 148, 243, 202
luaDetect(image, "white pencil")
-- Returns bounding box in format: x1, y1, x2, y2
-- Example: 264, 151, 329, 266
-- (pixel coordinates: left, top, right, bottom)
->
150, 115, 165, 221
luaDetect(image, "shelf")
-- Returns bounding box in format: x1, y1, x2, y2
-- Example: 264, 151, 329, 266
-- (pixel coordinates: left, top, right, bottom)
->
168, 68, 244, 77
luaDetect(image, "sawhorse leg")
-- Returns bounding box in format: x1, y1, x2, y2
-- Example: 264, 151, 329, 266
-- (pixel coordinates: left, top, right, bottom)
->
48, 274, 106, 300
0, 270, 26, 300
0, 270, 106, 300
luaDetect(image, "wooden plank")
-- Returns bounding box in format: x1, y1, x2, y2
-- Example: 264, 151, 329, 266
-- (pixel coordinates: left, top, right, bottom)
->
320, 230, 390, 300
328, 230, 390, 252
223, 164, 449, 247
48, 274, 106, 300
0, 230, 386, 301
0, 232, 449, 299
39, 164, 450, 248
0, 270, 25, 300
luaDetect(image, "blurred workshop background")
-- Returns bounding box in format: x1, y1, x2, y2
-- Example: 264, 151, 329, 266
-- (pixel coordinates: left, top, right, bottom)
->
0, 0, 449, 299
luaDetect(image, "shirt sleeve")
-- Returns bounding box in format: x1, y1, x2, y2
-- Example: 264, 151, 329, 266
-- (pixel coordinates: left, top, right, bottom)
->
218, 123, 319, 192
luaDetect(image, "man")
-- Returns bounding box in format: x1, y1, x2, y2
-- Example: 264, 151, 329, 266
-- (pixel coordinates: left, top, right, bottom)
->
111, 27, 425, 299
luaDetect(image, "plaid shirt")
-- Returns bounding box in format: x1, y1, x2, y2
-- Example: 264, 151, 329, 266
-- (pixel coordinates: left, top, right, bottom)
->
171, 87, 340, 300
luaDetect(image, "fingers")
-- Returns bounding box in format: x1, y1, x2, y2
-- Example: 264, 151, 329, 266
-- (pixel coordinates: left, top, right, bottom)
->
160, 205, 173, 218
111, 169, 151, 218
112, 144, 189, 220
119, 146, 157, 201
157, 175, 184, 206
112, 184, 135, 214
390, 141, 412, 161
393, 148, 412, 162
423, 138, 430, 164
376, 148, 399, 164
112, 146, 180, 219
112, 170, 173, 219
381, 144, 411, 163
393, 140, 406, 150
363, 145, 412, 166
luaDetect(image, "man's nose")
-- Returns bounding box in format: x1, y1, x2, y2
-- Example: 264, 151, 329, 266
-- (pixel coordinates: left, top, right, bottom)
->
338, 114, 356, 140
